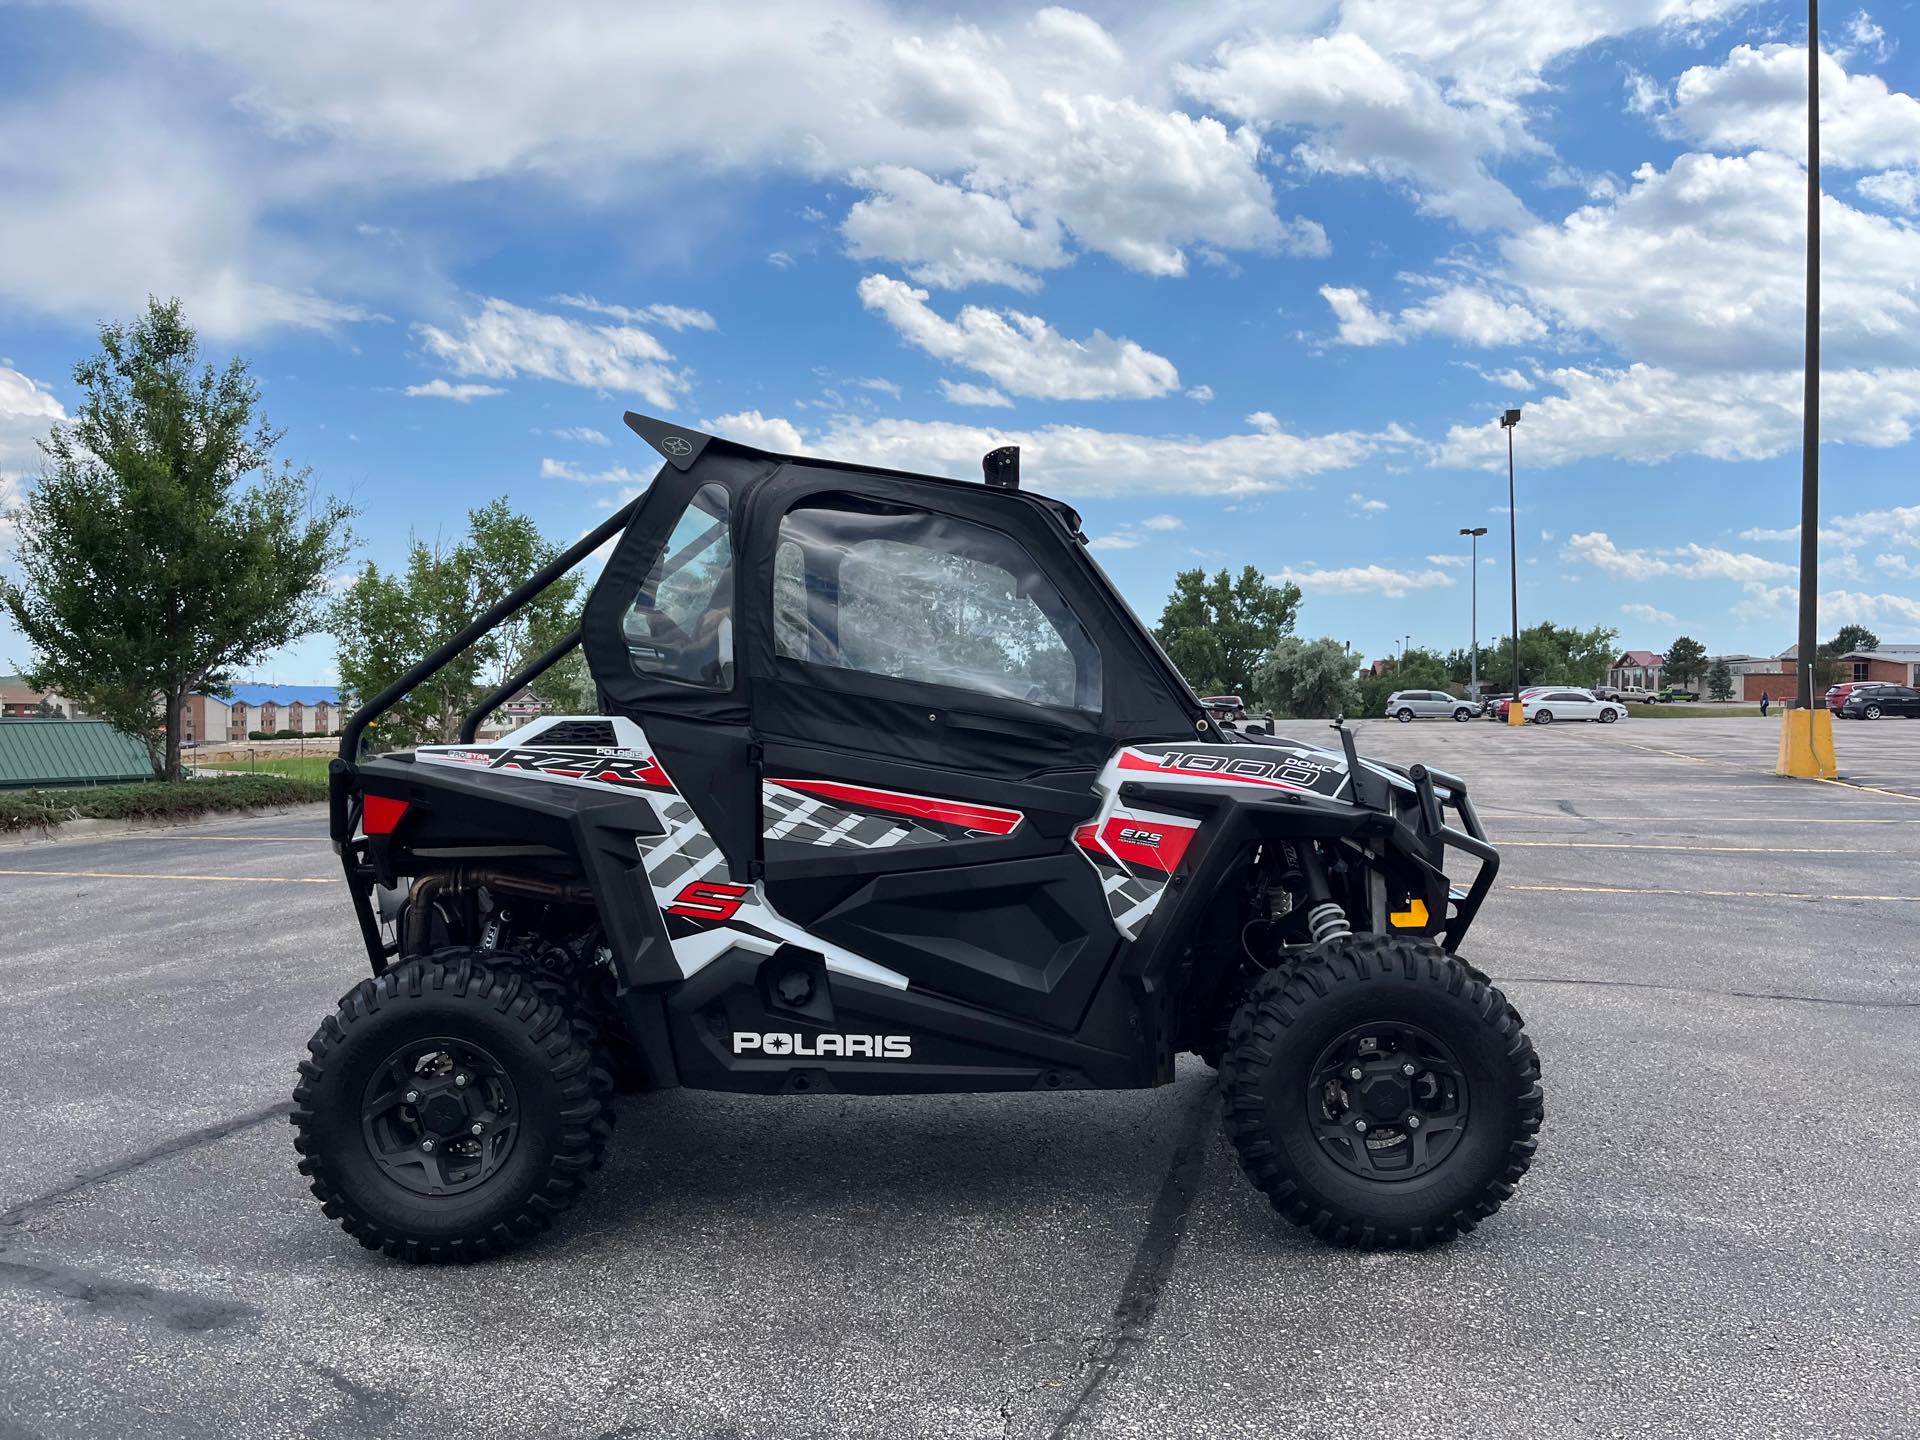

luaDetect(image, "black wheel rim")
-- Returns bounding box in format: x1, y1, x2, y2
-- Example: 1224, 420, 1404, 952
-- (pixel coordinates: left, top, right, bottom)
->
360, 1035, 521, 1197
1307, 1022, 1470, 1182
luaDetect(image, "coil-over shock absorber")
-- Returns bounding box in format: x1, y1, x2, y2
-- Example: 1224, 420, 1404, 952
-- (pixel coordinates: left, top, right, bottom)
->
1297, 843, 1352, 945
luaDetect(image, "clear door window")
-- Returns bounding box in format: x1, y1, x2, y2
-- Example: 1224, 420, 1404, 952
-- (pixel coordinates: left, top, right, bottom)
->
622, 483, 734, 688
774, 499, 1101, 712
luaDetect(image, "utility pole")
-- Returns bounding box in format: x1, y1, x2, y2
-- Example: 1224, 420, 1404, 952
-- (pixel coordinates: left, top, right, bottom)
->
1500, 409, 1522, 700
1461, 526, 1488, 698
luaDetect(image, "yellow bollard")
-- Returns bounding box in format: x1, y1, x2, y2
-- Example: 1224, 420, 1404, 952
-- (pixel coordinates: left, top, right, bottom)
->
1507, 695, 1527, 726
1774, 705, 1837, 778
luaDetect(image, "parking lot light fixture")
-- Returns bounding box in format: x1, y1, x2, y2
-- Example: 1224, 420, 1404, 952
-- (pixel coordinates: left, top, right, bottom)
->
1461, 527, 1488, 697
1499, 409, 1522, 709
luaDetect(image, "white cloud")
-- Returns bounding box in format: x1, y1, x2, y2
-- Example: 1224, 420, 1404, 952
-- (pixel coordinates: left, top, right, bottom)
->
552, 294, 716, 331
404, 378, 505, 402
1177, 31, 1536, 231
856, 377, 902, 398
1349, 492, 1389, 513
416, 296, 688, 405
1620, 601, 1678, 626
1426, 553, 1470, 568
0, 366, 66, 476
1320, 282, 1546, 348
1141, 514, 1183, 531
1663, 45, 1920, 169
1858, 169, 1920, 212
1503, 151, 1920, 371
540, 457, 650, 486
1185, 384, 1214, 402
552, 426, 611, 445
1433, 363, 1920, 468
703, 408, 1393, 498
1481, 367, 1535, 391
859, 274, 1180, 400
1735, 582, 1920, 630
1274, 564, 1454, 598
1087, 532, 1143, 551
767, 251, 796, 269
842, 167, 1069, 292
1561, 531, 1795, 582
937, 380, 1013, 408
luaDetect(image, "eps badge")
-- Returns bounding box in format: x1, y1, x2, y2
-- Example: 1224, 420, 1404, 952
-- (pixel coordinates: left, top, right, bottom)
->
733, 1031, 912, 1059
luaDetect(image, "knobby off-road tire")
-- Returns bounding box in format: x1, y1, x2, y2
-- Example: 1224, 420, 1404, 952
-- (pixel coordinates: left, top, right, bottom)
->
292, 949, 613, 1263
1220, 934, 1542, 1248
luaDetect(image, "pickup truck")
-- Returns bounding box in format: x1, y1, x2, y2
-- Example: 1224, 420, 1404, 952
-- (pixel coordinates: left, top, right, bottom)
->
1596, 685, 1657, 704
1655, 687, 1700, 702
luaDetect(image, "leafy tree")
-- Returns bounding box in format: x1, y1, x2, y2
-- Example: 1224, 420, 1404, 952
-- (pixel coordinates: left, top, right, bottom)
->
1154, 566, 1301, 698
1257, 636, 1359, 719
331, 500, 586, 747
1471, 622, 1619, 692
1812, 623, 1882, 691
1664, 635, 1709, 689
0, 298, 353, 780
1706, 658, 1734, 701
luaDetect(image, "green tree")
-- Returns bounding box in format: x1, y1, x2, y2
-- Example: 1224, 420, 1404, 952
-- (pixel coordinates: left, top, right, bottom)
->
0, 298, 353, 781
1355, 646, 1453, 716
331, 500, 586, 747
1154, 566, 1301, 697
1256, 636, 1358, 719
1664, 635, 1708, 689
1813, 624, 1881, 691
1476, 622, 1619, 692
1706, 657, 1734, 701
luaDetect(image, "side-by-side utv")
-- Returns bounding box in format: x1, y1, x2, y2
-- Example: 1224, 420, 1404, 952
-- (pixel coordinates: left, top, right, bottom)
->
297, 415, 1542, 1262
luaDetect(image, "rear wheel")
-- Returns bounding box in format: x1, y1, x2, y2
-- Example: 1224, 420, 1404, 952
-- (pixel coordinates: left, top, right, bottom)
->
1220, 935, 1542, 1247
1865, 704, 1883, 719
1532, 709, 1554, 724
292, 950, 612, 1262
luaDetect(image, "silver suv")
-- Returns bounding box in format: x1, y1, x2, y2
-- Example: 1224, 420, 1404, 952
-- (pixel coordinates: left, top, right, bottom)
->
1385, 689, 1476, 722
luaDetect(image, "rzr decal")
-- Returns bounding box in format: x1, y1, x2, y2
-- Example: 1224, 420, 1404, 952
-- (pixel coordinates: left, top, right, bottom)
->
489, 747, 675, 790
762, 778, 1024, 850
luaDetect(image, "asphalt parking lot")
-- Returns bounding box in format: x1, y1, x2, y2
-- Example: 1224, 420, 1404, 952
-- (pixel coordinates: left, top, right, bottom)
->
2, 716, 1917, 1439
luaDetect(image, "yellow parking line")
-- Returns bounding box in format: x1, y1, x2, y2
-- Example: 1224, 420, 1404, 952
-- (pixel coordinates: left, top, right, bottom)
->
1511, 883, 1920, 902
0, 867, 337, 885
1500, 841, 1865, 854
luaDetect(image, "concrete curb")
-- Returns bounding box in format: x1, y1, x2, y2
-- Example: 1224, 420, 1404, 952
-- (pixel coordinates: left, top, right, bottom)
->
0, 802, 328, 849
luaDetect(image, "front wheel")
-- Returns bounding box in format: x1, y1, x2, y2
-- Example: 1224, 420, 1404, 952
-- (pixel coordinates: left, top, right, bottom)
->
1599, 708, 1619, 724
1220, 935, 1543, 1247
291, 951, 613, 1263
1395, 708, 1415, 723
1453, 708, 1473, 722
1532, 709, 1554, 724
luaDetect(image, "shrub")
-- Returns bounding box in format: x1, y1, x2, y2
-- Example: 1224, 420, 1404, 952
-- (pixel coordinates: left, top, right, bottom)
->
0, 773, 327, 832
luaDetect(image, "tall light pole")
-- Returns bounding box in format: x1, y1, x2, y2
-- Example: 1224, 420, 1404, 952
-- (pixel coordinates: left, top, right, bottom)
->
1461, 526, 1488, 697
1795, 0, 1820, 711
1500, 408, 1522, 700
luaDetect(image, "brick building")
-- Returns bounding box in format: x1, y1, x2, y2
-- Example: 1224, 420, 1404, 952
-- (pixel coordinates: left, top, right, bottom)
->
181, 684, 341, 744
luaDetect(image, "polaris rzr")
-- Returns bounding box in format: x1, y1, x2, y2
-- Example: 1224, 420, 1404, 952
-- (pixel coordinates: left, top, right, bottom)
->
297, 416, 1542, 1262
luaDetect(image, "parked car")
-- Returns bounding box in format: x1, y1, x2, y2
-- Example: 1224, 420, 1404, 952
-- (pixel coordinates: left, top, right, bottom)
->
1491, 687, 1552, 721
1839, 685, 1920, 719
1655, 687, 1700, 702
1384, 689, 1477, 722
1826, 681, 1900, 713
1503, 687, 1624, 724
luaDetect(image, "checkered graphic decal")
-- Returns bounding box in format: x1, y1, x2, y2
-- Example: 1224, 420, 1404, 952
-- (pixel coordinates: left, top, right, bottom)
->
1092, 868, 1170, 934
638, 796, 731, 894
762, 784, 948, 851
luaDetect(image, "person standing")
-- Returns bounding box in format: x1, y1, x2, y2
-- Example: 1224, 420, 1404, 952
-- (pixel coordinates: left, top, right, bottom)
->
1760, 691, 1771, 717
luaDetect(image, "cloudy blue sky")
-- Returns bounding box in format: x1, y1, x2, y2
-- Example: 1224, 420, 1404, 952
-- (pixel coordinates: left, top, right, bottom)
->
3, 0, 1919, 684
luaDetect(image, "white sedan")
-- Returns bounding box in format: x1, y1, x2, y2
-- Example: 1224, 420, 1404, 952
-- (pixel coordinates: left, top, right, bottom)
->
1524, 687, 1625, 724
